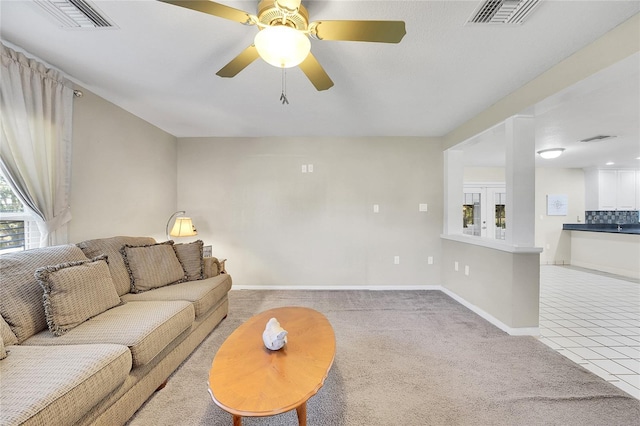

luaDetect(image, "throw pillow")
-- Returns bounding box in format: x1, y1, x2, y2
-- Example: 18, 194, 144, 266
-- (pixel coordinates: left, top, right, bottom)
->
173, 240, 204, 281
35, 255, 121, 336
120, 241, 186, 293
0, 335, 6, 360
0, 315, 18, 347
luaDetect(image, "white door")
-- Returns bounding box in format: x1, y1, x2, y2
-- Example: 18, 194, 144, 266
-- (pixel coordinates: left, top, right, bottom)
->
463, 185, 506, 239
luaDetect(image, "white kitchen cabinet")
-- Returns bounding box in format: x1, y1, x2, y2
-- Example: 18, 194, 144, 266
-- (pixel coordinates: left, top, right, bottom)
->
598, 170, 617, 210
585, 168, 638, 210
617, 170, 637, 210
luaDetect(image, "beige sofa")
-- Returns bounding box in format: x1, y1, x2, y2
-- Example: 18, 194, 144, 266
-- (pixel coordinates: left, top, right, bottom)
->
0, 236, 232, 426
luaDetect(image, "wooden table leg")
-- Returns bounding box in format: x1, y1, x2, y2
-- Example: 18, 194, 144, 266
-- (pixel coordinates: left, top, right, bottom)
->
296, 402, 307, 426
232, 414, 242, 426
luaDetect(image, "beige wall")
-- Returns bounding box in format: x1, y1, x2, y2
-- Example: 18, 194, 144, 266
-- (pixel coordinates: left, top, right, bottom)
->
535, 168, 585, 265
463, 167, 505, 183
69, 88, 178, 243
177, 137, 443, 287
441, 239, 540, 329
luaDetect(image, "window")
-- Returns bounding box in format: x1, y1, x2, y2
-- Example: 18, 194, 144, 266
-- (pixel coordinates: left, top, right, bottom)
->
0, 174, 40, 253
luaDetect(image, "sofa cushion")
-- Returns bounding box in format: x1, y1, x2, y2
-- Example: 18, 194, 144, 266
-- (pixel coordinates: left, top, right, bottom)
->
173, 240, 204, 281
121, 273, 232, 318
23, 301, 195, 368
0, 344, 131, 426
35, 255, 122, 336
0, 315, 18, 347
0, 245, 89, 343
121, 241, 186, 293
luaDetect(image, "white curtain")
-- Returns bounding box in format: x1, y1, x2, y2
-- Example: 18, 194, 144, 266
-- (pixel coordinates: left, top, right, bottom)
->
0, 42, 73, 247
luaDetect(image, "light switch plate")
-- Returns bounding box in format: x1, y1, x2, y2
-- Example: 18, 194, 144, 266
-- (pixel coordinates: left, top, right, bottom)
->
301, 165, 307, 173
373, 204, 379, 213
419, 203, 428, 212
308, 164, 314, 173
394, 256, 400, 265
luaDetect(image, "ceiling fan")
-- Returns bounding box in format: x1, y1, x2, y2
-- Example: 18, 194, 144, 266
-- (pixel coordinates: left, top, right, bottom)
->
159, 0, 406, 91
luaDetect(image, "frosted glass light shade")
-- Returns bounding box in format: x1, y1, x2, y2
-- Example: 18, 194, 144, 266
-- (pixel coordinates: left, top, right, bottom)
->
170, 217, 197, 237
254, 26, 310, 68
537, 148, 565, 159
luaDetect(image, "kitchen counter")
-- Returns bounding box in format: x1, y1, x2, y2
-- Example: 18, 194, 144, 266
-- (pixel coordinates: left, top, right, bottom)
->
563, 223, 640, 235
563, 225, 639, 279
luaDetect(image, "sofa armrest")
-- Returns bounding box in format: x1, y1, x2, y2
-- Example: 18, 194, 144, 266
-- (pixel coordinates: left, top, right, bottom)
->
203, 257, 220, 278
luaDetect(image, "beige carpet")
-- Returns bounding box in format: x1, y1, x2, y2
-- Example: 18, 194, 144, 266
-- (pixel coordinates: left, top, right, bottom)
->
128, 290, 640, 425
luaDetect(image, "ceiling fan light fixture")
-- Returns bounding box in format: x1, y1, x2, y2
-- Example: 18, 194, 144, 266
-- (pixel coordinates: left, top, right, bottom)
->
254, 25, 310, 68
537, 148, 565, 159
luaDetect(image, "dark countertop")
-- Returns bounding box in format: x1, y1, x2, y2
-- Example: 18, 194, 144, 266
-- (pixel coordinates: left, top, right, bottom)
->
563, 223, 640, 235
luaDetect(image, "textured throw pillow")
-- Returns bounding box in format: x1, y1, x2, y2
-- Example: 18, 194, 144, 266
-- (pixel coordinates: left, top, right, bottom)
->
120, 241, 186, 293
77, 236, 156, 296
173, 240, 204, 281
35, 255, 122, 336
0, 315, 18, 347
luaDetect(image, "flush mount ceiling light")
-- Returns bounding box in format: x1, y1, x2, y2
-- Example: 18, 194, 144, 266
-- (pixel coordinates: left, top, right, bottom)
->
537, 148, 565, 159
254, 25, 310, 68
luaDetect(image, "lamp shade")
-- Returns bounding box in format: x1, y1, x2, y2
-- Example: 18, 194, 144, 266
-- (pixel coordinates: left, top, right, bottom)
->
254, 25, 310, 68
170, 217, 197, 237
537, 148, 565, 159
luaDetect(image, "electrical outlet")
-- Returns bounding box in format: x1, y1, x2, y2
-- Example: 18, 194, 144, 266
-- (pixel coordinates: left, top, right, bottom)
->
373, 204, 379, 213
419, 203, 428, 212
454, 261, 459, 271
394, 256, 400, 265
428, 256, 433, 265
301, 165, 307, 173
308, 164, 314, 173
465, 265, 470, 276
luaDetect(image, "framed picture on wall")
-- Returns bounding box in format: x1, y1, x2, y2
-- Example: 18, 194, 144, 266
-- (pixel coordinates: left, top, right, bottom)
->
203, 245, 212, 257
547, 194, 568, 216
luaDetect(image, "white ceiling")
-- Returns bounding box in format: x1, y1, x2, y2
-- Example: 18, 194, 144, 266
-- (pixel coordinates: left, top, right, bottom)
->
1, 0, 639, 169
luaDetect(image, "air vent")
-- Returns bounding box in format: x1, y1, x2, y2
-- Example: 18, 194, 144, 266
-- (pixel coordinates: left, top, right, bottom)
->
579, 135, 617, 143
35, 0, 114, 28
467, 0, 542, 25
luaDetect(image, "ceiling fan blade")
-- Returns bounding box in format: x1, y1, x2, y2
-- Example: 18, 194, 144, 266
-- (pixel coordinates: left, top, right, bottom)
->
299, 53, 334, 91
158, 0, 254, 25
216, 45, 260, 78
311, 20, 406, 43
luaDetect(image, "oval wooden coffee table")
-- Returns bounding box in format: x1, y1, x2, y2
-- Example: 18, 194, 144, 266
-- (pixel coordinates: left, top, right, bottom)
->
208, 307, 336, 426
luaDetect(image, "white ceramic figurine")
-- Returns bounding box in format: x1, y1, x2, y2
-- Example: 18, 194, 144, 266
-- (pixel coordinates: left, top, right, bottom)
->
262, 317, 288, 351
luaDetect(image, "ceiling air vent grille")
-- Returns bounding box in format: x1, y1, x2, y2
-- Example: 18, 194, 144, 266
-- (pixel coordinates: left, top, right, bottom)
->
35, 0, 114, 28
579, 135, 617, 143
468, 0, 542, 25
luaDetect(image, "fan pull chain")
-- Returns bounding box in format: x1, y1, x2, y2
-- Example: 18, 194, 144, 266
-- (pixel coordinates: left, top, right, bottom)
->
280, 68, 289, 105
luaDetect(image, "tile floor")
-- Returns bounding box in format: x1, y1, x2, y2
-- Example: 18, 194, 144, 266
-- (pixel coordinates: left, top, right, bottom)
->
539, 265, 640, 399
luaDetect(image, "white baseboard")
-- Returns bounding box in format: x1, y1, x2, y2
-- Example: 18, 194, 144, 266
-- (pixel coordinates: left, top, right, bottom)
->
232, 285, 439, 291
231, 285, 539, 336
439, 287, 540, 336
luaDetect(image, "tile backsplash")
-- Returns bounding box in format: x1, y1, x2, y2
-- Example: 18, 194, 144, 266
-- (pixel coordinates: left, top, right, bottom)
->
585, 210, 640, 224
